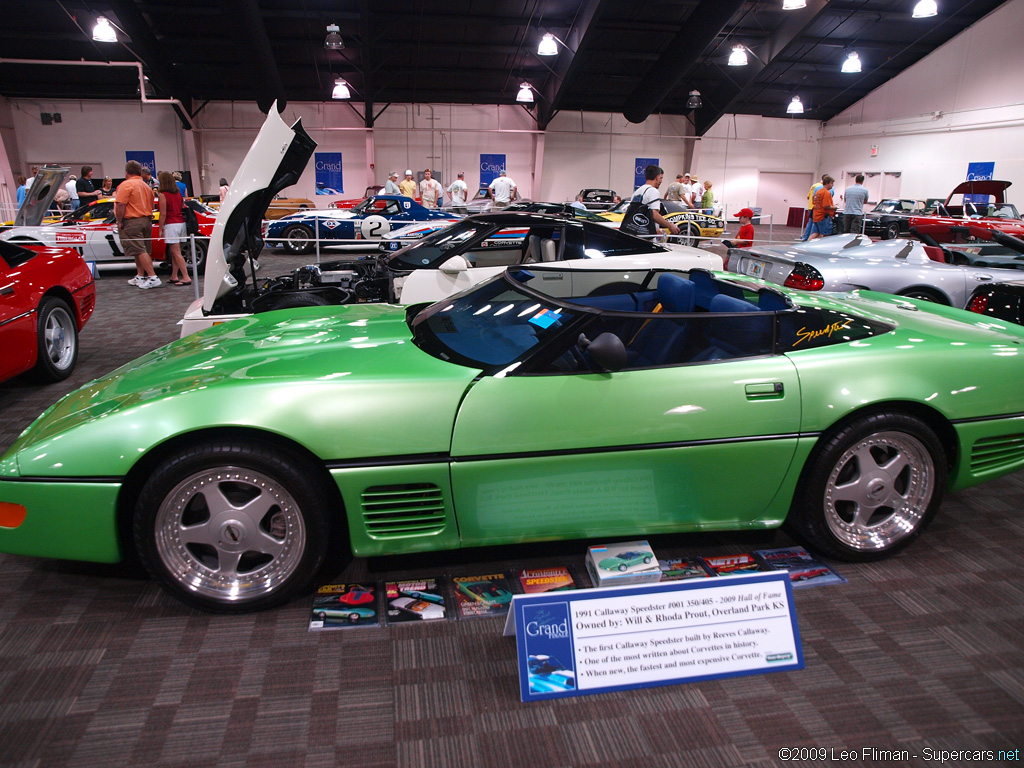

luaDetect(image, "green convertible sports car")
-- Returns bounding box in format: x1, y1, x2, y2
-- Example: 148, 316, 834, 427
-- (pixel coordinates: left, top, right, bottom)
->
2, 264, 1024, 612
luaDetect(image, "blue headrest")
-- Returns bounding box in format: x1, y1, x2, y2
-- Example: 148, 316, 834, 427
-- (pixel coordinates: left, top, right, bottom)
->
757, 291, 789, 311
709, 294, 757, 313
655, 273, 695, 313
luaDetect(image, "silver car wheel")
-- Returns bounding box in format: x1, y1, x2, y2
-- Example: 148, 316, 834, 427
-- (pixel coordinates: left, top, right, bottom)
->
153, 466, 307, 603
43, 305, 76, 371
823, 430, 934, 551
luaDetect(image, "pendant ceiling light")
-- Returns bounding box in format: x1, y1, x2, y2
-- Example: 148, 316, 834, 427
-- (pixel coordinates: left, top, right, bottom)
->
92, 16, 117, 42
332, 78, 351, 100
324, 23, 344, 50
787, 95, 804, 114
537, 33, 558, 56
686, 90, 702, 109
913, 0, 938, 17
841, 51, 862, 73
516, 83, 534, 103
728, 45, 748, 66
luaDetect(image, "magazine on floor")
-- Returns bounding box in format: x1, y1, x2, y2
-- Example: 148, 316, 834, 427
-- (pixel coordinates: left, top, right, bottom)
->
514, 566, 578, 594
385, 577, 450, 623
308, 583, 381, 630
754, 546, 847, 587
452, 573, 515, 618
658, 557, 715, 580
701, 553, 765, 577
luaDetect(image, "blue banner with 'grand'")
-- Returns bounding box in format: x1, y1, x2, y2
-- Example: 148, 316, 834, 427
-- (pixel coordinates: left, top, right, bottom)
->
480, 154, 506, 186
315, 152, 344, 195
125, 151, 155, 176
634, 158, 659, 191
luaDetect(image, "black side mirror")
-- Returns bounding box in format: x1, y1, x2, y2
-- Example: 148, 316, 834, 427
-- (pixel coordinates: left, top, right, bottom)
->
579, 332, 626, 372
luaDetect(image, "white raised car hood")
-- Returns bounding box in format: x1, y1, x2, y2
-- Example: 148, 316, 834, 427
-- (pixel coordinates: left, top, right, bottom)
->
203, 103, 316, 312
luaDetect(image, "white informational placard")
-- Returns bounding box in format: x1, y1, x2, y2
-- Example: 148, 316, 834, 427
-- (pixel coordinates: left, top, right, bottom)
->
509, 572, 802, 701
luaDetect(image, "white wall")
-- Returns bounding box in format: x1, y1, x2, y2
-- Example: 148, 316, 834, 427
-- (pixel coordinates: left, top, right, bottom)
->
819, 0, 1024, 201
7, 99, 185, 183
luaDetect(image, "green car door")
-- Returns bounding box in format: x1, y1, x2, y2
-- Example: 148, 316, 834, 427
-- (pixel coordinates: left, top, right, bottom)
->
449, 352, 802, 547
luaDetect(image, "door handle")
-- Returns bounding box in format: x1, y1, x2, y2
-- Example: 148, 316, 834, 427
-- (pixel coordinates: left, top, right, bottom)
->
541, 272, 564, 279
745, 382, 784, 399
0, 284, 14, 296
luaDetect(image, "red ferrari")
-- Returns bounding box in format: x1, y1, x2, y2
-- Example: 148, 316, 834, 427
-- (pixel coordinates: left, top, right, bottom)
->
0, 240, 95, 383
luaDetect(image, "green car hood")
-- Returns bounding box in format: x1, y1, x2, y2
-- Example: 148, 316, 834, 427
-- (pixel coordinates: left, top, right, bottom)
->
4, 304, 480, 478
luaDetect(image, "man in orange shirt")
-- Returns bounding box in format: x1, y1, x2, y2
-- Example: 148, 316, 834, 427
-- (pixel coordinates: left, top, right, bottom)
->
808, 175, 836, 241
116, 160, 160, 289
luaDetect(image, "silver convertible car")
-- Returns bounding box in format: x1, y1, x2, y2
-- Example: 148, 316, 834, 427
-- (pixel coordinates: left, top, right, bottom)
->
727, 234, 1024, 307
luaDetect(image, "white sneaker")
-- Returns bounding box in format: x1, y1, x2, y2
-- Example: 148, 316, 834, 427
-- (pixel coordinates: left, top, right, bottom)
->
127, 275, 144, 285
137, 276, 162, 289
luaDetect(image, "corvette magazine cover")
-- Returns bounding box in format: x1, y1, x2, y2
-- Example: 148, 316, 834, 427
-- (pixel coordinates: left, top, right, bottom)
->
754, 547, 848, 588
658, 557, 715, 580
385, 577, 450, 623
308, 583, 382, 631
514, 566, 578, 594
452, 573, 515, 618
701, 553, 765, 577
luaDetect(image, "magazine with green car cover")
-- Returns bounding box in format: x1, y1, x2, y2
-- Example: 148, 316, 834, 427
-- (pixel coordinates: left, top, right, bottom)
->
308, 582, 381, 630
585, 540, 661, 587
453, 573, 515, 618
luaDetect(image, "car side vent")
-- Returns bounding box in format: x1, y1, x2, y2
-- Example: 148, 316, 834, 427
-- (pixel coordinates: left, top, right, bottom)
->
360, 483, 446, 538
970, 434, 1024, 474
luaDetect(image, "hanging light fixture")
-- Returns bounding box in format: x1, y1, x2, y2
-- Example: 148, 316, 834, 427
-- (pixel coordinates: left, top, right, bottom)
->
332, 78, 351, 99
841, 51, 862, 73
325, 23, 344, 50
537, 32, 558, 56
92, 16, 117, 43
782, 0, 806, 9
516, 83, 535, 103
686, 90, 702, 109
728, 45, 749, 66
787, 95, 804, 114
912, 0, 938, 17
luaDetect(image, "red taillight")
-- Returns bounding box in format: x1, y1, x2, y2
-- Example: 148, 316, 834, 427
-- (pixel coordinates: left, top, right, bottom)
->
967, 294, 989, 314
783, 263, 825, 291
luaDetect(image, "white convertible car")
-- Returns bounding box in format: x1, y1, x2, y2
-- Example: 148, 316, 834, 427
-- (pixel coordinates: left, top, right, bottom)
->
181, 106, 721, 337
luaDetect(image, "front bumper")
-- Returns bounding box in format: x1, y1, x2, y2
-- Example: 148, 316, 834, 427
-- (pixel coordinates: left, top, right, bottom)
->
0, 478, 123, 563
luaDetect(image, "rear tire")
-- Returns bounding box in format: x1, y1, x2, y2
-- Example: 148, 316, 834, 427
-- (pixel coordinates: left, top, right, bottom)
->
133, 440, 337, 612
788, 412, 946, 561
30, 296, 78, 382
898, 287, 948, 304
883, 222, 900, 240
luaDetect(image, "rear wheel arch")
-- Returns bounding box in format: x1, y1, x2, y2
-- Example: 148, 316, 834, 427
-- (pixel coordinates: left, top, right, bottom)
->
896, 286, 951, 305
116, 426, 350, 574
807, 401, 958, 476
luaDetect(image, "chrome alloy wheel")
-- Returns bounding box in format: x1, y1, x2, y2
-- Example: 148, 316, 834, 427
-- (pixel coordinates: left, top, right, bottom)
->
823, 431, 935, 551
153, 466, 307, 603
43, 305, 76, 371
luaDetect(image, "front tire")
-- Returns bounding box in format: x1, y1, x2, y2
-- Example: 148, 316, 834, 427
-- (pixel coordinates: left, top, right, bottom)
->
31, 296, 78, 382
883, 222, 900, 240
789, 412, 946, 561
282, 225, 315, 255
133, 440, 333, 612
182, 239, 208, 273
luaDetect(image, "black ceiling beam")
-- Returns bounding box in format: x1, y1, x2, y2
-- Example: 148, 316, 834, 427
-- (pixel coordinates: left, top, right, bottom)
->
622, 0, 746, 125
222, 0, 286, 113
358, 0, 374, 128
694, 0, 830, 135
536, 0, 608, 130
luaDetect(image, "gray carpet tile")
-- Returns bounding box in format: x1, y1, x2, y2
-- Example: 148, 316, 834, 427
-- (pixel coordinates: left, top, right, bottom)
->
1, 235, 1023, 767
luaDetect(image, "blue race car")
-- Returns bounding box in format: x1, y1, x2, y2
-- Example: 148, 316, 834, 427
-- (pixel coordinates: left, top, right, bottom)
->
264, 195, 457, 254
528, 655, 576, 692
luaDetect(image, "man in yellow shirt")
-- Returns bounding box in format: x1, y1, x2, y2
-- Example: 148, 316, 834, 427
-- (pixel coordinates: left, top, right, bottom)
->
399, 170, 417, 198
116, 160, 160, 289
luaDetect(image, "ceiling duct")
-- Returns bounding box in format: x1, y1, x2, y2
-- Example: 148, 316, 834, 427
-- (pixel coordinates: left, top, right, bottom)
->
621, 0, 746, 124
222, 0, 286, 113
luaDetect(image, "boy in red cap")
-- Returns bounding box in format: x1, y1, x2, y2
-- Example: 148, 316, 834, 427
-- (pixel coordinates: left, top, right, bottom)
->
723, 208, 755, 250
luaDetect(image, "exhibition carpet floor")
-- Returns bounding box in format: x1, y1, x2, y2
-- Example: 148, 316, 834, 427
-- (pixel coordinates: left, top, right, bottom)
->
1, 235, 1022, 768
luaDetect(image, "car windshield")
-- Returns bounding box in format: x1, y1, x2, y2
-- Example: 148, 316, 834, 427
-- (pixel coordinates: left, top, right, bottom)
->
387, 220, 491, 269
873, 200, 904, 213
410, 271, 584, 369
